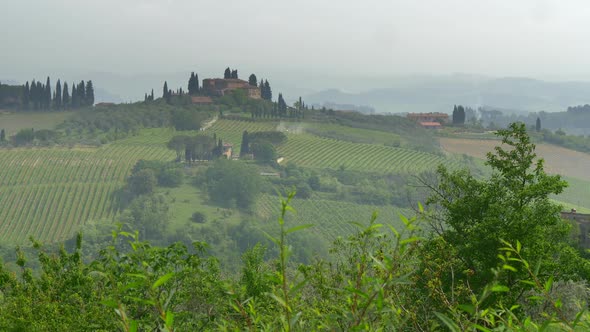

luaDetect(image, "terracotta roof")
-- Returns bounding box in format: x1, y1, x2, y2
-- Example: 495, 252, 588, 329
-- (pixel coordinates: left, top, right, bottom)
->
419, 121, 442, 127
191, 96, 213, 104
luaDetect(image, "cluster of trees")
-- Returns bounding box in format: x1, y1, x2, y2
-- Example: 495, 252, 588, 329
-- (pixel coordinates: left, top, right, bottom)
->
249, 96, 305, 119
21, 78, 94, 110
223, 67, 239, 79
239, 130, 287, 163
0, 82, 24, 108
188, 72, 200, 95
452, 104, 466, 124
260, 79, 272, 100
143, 89, 155, 102
167, 134, 231, 163
13, 128, 59, 145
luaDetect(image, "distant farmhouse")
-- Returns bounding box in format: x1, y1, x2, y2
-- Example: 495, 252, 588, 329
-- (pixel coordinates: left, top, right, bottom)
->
407, 112, 449, 129
202, 78, 261, 99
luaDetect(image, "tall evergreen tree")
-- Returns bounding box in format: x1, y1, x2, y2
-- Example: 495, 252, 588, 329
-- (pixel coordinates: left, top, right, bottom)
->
45, 77, 51, 110
536, 117, 541, 132
248, 74, 257, 86
55, 79, 62, 109
231, 69, 238, 79
71, 83, 78, 108
62, 82, 70, 108
188, 72, 196, 95
23, 81, 30, 109
0, 129, 4, 142
240, 131, 249, 156
150, 89, 154, 101
263, 80, 272, 101
163, 81, 169, 99
85, 80, 94, 106
458, 105, 465, 124
224, 67, 231, 79
452, 105, 458, 124
78, 81, 86, 106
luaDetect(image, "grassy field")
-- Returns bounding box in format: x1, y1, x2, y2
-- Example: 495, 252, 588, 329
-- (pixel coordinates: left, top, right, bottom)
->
0, 111, 76, 135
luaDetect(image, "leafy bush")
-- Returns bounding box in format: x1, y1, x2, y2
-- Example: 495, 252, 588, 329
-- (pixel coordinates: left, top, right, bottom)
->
191, 211, 207, 223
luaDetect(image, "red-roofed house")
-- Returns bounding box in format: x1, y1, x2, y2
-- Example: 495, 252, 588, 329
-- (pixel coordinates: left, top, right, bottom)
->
202, 78, 261, 99
419, 121, 443, 129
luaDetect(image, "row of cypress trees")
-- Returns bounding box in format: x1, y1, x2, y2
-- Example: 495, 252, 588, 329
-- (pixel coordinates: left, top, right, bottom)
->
22, 77, 94, 110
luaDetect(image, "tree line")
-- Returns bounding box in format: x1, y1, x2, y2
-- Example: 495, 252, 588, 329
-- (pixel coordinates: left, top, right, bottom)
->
22, 77, 94, 110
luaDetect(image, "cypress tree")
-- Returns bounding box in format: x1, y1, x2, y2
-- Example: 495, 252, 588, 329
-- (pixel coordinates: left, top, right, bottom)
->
85, 80, 94, 106
145, 93, 148, 102
0, 129, 4, 142
194, 73, 199, 93
224, 67, 231, 79
78, 81, 86, 106
72, 84, 78, 108
458, 105, 465, 124
231, 69, 238, 79
163, 81, 168, 99
452, 105, 458, 124
188, 72, 195, 95
55, 79, 62, 109
31, 80, 38, 110
240, 130, 249, 156
150, 89, 154, 101
23, 81, 30, 109
45, 77, 51, 110
62, 82, 70, 108
248, 74, 257, 86
264, 80, 272, 101
536, 117, 541, 132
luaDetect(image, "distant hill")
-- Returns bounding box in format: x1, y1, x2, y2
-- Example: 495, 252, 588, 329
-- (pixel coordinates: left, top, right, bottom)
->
304, 76, 590, 114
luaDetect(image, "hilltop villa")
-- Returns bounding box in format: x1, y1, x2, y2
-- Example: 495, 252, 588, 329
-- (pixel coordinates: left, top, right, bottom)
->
202, 78, 261, 99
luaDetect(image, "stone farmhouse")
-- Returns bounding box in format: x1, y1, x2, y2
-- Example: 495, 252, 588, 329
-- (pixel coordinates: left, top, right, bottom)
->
202, 78, 261, 99
407, 112, 449, 129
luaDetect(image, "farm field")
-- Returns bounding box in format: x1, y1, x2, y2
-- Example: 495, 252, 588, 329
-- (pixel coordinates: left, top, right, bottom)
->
439, 137, 590, 182
256, 193, 415, 241
278, 133, 462, 173
0, 134, 175, 244
0, 111, 76, 135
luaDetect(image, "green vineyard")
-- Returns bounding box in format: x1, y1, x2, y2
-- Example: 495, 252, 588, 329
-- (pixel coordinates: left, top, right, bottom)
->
277, 133, 461, 173
0, 138, 175, 243
256, 194, 414, 241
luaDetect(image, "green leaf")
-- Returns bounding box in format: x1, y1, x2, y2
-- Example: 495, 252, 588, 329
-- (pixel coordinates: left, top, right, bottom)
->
266, 292, 287, 308
401, 236, 422, 245
285, 224, 313, 234
434, 312, 461, 332
491, 285, 510, 292
418, 202, 424, 213
152, 272, 175, 290
129, 320, 138, 332
101, 299, 119, 309
544, 276, 553, 292
165, 311, 174, 328
457, 304, 475, 315
473, 324, 492, 332
502, 264, 517, 272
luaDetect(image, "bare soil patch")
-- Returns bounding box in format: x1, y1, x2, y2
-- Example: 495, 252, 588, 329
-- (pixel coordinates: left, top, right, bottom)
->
440, 137, 590, 182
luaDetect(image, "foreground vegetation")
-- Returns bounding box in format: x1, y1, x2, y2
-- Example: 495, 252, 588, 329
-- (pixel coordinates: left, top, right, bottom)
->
1, 124, 589, 331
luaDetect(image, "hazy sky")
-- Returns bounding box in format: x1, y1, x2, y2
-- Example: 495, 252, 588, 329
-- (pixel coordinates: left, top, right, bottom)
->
2, 0, 590, 83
